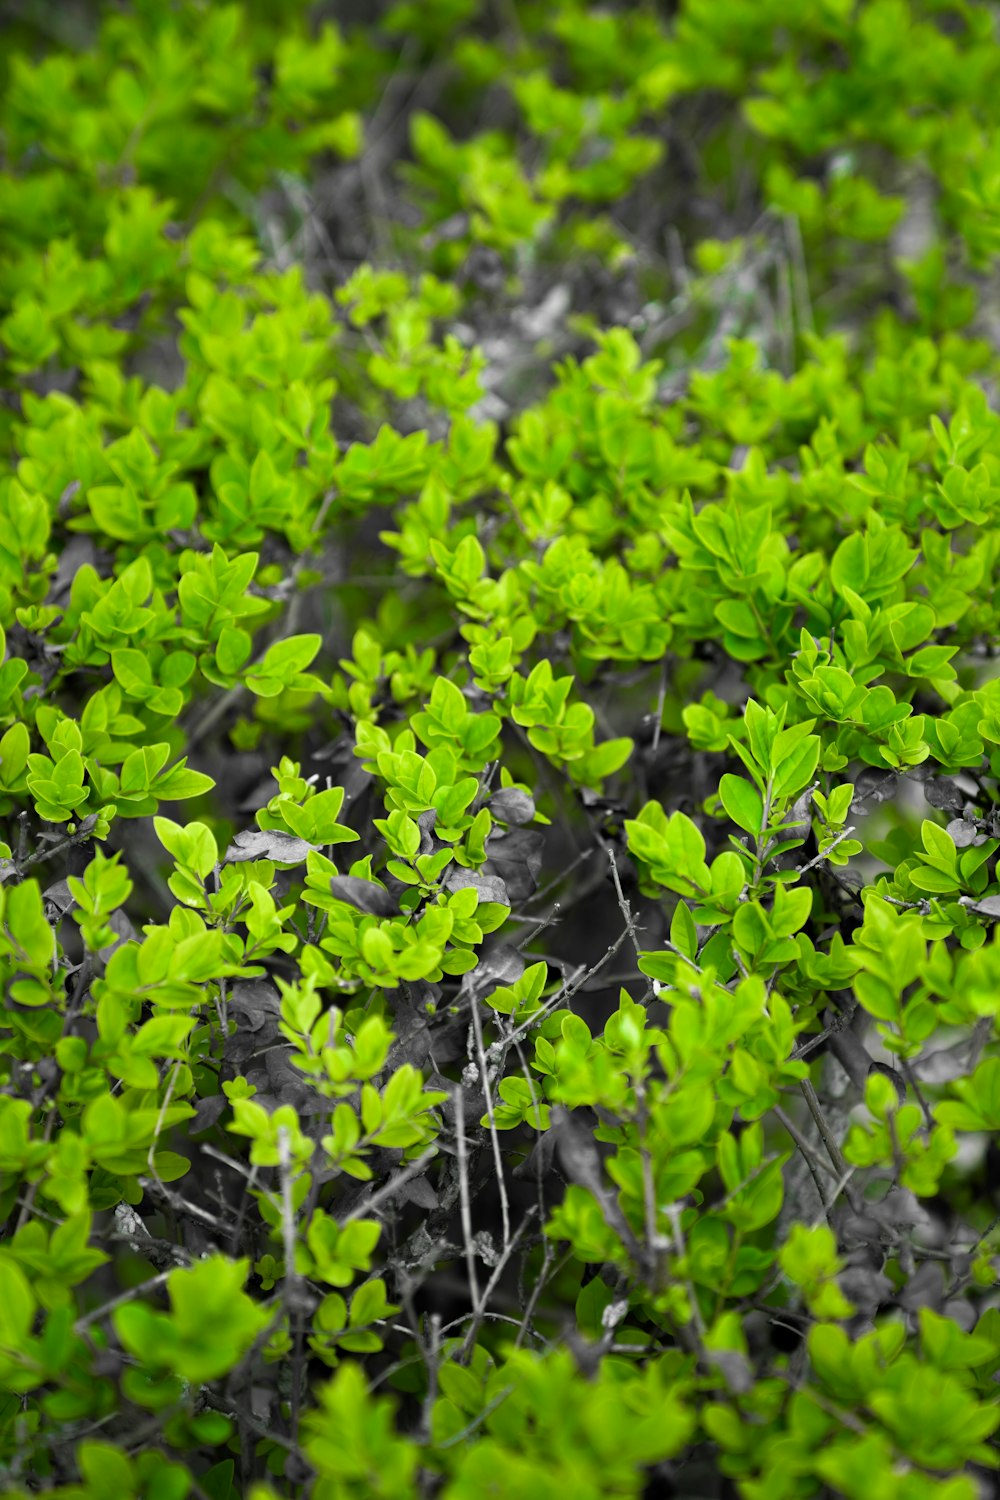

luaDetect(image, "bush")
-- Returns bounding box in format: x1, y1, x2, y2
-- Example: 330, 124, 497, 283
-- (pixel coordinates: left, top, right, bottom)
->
3, 1, 1000, 1496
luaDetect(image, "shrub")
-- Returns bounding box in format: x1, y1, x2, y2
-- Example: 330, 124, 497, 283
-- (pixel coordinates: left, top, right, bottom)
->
3, 2, 1000, 1497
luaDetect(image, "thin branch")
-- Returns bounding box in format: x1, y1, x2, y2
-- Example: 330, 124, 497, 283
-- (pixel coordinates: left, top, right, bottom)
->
340, 1146, 438, 1225
276, 1126, 306, 1442
468, 983, 511, 1251
458, 1207, 538, 1364
75, 1270, 173, 1333
793, 826, 856, 878
798, 1080, 864, 1214
453, 1086, 481, 1311
651, 655, 669, 757
436, 1384, 516, 1449
494, 902, 649, 1057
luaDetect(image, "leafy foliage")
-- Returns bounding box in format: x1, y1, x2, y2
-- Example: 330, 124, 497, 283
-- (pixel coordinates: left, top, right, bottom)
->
2, 1, 1000, 1497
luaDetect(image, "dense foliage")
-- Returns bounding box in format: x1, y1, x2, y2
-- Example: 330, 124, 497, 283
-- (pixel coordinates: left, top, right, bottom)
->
3, 0, 1000, 1496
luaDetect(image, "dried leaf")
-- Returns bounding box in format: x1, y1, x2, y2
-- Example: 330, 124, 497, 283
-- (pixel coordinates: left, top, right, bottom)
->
416, 809, 438, 856
851, 769, 898, 810
483, 827, 545, 903
265, 1046, 317, 1110
923, 777, 966, 813
473, 942, 527, 987
328, 875, 399, 916
400, 1176, 439, 1211
489, 788, 536, 825
99, 907, 136, 963
224, 828, 318, 865
838, 1265, 894, 1316
946, 818, 985, 848
191, 1095, 228, 1134
968, 895, 1000, 918
444, 869, 510, 907
42, 879, 76, 916
898, 1258, 946, 1315
229, 980, 282, 1032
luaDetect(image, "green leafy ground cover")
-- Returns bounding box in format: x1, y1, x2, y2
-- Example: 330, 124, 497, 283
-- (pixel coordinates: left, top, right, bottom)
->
3, 0, 1000, 1495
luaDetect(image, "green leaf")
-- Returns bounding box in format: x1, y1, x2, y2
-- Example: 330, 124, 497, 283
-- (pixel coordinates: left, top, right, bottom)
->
771, 735, 820, 799
111, 649, 154, 697
0, 1259, 36, 1359
719, 774, 763, 836
258, 633, 322, 678
155, 761, 216, 802
216, 626, 252, 676
920, 818, 958, 872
